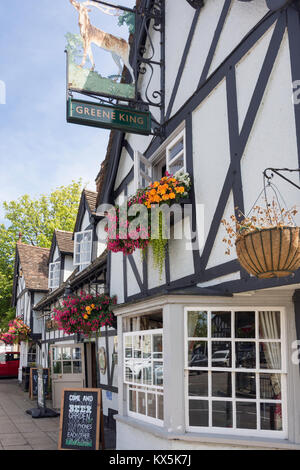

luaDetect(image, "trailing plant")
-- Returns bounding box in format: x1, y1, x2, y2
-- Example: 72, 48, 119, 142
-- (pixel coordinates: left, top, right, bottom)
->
106, 170, 192, 276
53, 292, 117, 336
150, 211, 168, 278
221, 200, 298, 255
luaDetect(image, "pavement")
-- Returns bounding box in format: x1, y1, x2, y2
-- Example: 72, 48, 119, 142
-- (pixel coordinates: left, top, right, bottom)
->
0, 378, 116, 451
0, 378, 60, 450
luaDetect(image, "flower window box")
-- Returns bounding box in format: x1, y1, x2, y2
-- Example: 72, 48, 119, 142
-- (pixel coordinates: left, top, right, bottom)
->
106, 170, 192, 275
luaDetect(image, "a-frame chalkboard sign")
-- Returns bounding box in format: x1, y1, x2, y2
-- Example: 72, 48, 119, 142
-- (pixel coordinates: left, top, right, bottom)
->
29, 368, 49, 400
58, 388, 105, 451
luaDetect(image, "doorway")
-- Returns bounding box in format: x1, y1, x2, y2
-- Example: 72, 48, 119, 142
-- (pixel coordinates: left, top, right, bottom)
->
50, 343, 85, 409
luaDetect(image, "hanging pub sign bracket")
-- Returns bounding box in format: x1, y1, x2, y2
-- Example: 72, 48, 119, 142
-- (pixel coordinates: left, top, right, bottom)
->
263, 167, 300, 190
65, 0, 165, 137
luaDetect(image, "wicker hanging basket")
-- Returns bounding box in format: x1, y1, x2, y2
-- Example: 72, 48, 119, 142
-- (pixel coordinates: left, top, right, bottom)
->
236, 226, 300, 279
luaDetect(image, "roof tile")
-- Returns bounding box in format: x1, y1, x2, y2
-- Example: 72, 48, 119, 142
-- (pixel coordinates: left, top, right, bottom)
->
55, 230, 74, 254
17, 244, 50, 291
84, 189, 97, 215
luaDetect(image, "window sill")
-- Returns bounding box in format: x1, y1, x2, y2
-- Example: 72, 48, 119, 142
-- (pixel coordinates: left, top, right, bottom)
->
115, 415, 300, 450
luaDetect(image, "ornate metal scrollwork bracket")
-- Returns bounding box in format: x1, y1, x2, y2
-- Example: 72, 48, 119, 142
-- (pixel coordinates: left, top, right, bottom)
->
134, 0, 165, 137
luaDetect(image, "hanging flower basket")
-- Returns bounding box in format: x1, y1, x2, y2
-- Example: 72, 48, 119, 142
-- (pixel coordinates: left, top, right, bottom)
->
53, 292, 117, 336
0, 317, 31, 345
222, 201, 300, 279
236, 226, 300, 279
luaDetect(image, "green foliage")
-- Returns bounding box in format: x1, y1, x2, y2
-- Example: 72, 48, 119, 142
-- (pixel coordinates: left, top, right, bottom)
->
151, 212, 167, 279
118, 12, 136, 34
0, 180, 83, 331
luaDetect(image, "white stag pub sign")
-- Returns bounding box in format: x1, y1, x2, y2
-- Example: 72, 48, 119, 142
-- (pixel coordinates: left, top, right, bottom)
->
66, 0, 136, 101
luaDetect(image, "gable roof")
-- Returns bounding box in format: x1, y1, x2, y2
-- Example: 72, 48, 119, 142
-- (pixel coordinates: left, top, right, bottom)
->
54, 230, 74, 255
16, 243, 50, 292
84, 190, 97, 215
74, 189, 98, 234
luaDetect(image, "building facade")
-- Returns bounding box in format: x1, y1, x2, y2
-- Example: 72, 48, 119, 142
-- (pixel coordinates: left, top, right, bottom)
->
95, 0, 300, 450
9, 0, 300, 451
33, 190, 118, 436
11, 242, 50, 380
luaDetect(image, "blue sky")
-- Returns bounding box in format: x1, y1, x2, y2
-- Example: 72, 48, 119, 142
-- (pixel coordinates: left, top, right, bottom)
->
0, 0, 135, 224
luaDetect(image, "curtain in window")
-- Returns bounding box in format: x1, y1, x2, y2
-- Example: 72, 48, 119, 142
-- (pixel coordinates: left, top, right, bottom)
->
188, 313, 199, 337
259, 311, 282, 430
259, 311, 281, 371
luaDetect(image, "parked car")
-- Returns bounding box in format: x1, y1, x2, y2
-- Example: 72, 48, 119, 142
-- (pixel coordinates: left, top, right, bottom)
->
0, 352, 20, 378
211, 350, 231, 367
189, 352, 208, 368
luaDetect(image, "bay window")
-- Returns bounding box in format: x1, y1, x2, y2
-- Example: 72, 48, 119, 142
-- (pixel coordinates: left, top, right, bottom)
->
124, 329, 163, 426
185, 308, 287, 437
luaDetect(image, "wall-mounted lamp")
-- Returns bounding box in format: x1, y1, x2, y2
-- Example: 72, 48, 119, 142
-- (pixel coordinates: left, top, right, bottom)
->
63, 282, 73, 300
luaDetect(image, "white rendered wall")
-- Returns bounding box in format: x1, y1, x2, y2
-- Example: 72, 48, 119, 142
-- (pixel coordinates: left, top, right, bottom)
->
53, 246, 59, 261
64, 255, 74, 281
81, 210, 90, 231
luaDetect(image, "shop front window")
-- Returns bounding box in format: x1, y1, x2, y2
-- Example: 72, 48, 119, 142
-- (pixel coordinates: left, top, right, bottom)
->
124, 329, 163, 426
27, 344, 36, 366
185, 309, 286, 437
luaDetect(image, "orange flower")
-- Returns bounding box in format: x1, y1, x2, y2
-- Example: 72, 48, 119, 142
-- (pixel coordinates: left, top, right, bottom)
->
175, 186, 185, 194
83, 314, 89, 320
169, 193, 176, 199
158, 184, 169, 195
162, 194, 170, 201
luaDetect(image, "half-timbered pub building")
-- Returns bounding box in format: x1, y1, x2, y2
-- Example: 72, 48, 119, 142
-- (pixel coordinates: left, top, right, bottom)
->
96, 0, 300, 450
10, 0, 300, 450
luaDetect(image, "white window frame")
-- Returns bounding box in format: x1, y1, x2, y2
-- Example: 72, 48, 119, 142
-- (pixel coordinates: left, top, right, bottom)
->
166, 129, 186, 175
134, 150, 153, 192
124, 329, 164, 427
184, 307, 287, 439
133, 126, 187, 193
48, 262, 61, 289
73, 230, 93, 270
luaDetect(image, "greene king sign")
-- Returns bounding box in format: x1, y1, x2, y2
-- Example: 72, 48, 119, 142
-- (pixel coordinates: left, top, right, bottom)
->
67, 98, 151, 135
